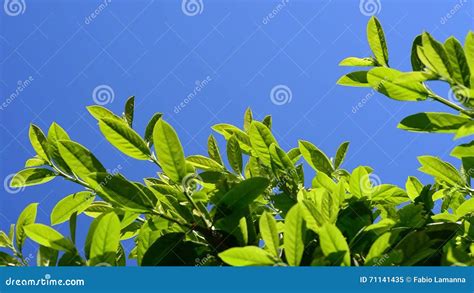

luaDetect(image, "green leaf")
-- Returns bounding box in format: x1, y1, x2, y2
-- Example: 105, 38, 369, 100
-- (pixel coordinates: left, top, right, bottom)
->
411, 35, 424, 71
455, 121, 474, 139
0, 232, 11, 248
24, 224, 75, 252
421, 32, 453, 79
398, 112, 470, 133
47, 123, 72, 174
10, 168, 56, 188
445, 36, 470, 86
262, 115, 272, 130
212, 124, 252, 154
298, 140, 334, 175
367, 67, 430, 101
29, 124, 50, 162
217, 177, 269, 211
50, 192, 95, 225
405, 176, 423, 201
339, 57, 376, 67
219, 246, 276, 266
141, 233, 209, 266
99, 117, 151, 160
16, 203, 38, 253
123, 96, 135, 127
227, 135, 243, 174
153, 119, 187, 183
370, 184, 409, 205
86, 173, 154, 213
87, 105, 122, 121
207, 135, 224, 166
243, 107, 253, 132
37, 245, 59, 267
318, 223, 350, 266
336, 71, 370, 87
465, 32, 474, 86
144, 113, 163, 147
334, 141, 349, 169
25, 157, 46, 168
284, 205, 304, 266
186, 155, 223, 171
57, 140, 106, 180
89, 212, 121, 266
367, 16, 389, 66
259, 212, 279, 257
418, 156, 465, 187
366, 231, 400, 264
455, 198, 474, 217
249, 121, 278, 166
269, 143, 295, 175
451, 140, 474, 159
349, 166, 371, 198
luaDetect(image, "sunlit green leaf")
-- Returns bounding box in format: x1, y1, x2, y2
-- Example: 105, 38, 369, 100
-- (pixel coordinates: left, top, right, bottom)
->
99, 117, 151, 160
51, 192, 95, 225
153, 119, 187, 183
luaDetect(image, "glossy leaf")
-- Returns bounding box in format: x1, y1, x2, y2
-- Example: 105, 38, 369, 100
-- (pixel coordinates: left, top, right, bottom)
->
99, 117, 151, 160
299, 140, 334, 175
16, 203, 38, 253
10, 168, 56, 188
367, 67, 430, 101
89, 212, 121, 266
227, 135, 243, 174
57, 140, 106, 179
219, 246, 276, 266
398, 112, 470, 133
153, 119, 187, 183
318, 223, 350, 266
259, 212, 279, 257
249, 121, 278, 166
24, 224, 75, 252
51, 192, 95, 225
284, 205, 304, 266
367, 16, 389, 66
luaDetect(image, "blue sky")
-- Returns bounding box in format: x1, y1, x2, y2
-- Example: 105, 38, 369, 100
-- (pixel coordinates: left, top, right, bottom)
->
1, 0, 473, 263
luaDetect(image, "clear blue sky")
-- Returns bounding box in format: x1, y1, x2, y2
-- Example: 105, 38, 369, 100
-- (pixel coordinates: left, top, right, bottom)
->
1, 0, 473, 264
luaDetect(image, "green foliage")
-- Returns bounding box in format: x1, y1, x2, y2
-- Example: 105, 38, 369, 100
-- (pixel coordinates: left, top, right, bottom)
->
1, 17, 473, 267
